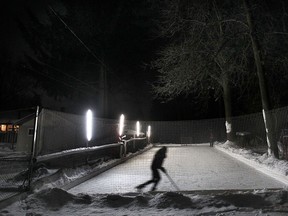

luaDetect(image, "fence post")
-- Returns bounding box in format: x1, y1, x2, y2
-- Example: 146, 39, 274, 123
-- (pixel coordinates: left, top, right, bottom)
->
123, 140, 127, 157
26, 106, 40, 190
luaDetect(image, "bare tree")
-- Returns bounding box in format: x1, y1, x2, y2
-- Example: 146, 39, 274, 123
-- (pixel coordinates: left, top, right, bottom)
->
152, 0, 251, 141
153, 0, 288, 157
241, 0, 288, 158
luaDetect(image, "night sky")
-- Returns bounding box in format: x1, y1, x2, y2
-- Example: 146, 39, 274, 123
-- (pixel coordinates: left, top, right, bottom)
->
0, 0, 214, 121
1, 0, 287, 121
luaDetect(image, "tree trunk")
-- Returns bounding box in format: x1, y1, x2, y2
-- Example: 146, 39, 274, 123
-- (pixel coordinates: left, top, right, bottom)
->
213, 3, 235, 142
242, 0, 279, 158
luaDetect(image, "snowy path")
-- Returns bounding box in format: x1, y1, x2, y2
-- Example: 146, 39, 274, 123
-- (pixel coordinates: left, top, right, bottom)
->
68, 145, 286, 194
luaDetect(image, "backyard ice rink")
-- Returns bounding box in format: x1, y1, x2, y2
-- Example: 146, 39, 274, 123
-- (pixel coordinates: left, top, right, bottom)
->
69, 144, 286, 195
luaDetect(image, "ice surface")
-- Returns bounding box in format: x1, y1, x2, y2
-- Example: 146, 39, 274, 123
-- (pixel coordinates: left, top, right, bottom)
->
68, 145, 286, 194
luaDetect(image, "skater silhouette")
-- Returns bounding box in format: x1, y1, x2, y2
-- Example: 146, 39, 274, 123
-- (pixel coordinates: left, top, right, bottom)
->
136, 146, 167, 191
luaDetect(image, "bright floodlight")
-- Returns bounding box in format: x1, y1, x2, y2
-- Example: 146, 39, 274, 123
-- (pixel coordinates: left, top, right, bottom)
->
119, 114, 125, 136
136, 121, 140, 137
147, 125, 151, 138
86, 109, 93, 142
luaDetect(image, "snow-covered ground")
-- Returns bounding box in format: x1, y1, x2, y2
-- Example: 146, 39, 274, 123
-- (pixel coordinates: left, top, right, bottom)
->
1, 142, 288, 215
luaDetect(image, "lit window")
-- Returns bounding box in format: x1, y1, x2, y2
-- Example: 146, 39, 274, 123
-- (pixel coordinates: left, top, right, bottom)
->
14, 125, 19, 132
7, 125, 13, 131
0, 124, 19, 133
0, 124, 7, 132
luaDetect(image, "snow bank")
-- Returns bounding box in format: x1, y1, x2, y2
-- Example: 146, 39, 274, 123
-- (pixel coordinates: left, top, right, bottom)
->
216, 141, 288, 177
32, 159, 118, 192
2, 187, 288, 215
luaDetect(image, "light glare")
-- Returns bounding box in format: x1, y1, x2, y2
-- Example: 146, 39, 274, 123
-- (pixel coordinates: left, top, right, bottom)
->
119, 114, 125, 136
86, 109, 93, 142
136, 121, 140, 137
147, 125, 151, 138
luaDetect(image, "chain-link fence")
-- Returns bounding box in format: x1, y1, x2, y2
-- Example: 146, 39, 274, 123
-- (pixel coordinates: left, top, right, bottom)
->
35, 108, 287, 156
0, 157, 30, 197
145, 118, 227, 144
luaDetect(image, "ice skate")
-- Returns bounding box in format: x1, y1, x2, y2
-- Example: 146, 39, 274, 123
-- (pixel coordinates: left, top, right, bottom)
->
135, 185, 144, 193
150, 186, 157, 192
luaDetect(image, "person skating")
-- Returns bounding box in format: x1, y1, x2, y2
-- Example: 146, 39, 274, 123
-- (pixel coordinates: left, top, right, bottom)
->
136, 146, 167, 191
209, 129, 214, 147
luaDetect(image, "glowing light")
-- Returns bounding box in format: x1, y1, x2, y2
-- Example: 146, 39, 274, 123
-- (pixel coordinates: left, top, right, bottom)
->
147, 125, 151, 138
136, 121, 140, 137
119, 114, 125, 136
86, 109, 93, 142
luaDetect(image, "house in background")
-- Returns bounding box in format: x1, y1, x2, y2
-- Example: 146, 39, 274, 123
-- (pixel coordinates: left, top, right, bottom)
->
0, 110, 35, 152
15, 117, 35, 152
0, 122, 19, 149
